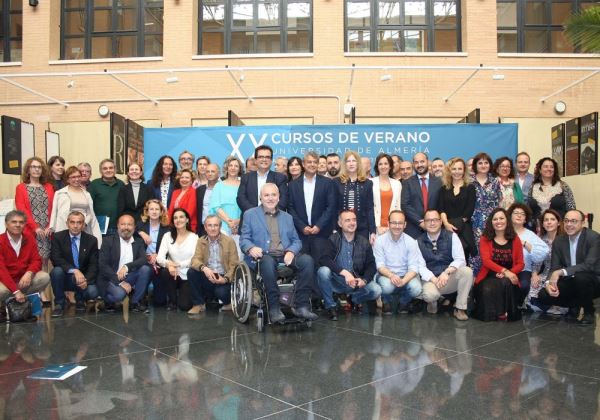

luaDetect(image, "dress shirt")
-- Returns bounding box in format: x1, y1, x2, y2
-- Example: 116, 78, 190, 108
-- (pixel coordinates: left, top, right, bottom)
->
68, 233, 81, 274
256, 170, 269, 204
569, 232, 581, 266
303, 174, 316, 225
118, 236, 135, 269
207, 236, 225, 275
373, 231, 421, 276
202, 185, 214, 223
518, 229, 550, 272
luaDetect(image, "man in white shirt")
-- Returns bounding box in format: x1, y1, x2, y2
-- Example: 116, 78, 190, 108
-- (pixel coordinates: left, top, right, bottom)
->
417, 209, 473, 320
374, 210, 423, 315
99, 215, 151, 312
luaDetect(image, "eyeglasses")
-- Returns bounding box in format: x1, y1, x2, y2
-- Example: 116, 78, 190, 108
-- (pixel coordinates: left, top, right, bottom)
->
30, 165, 42, 170
564, 219, 582, 225
180, 157, 193, 161
257, 155, 272, 160
68, 175, 81, 179
389, 221, 404, 226
424, 218, 441, 223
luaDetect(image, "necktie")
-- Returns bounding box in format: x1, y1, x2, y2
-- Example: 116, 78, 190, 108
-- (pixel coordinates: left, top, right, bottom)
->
71, 236, 79, 269
421, 177, 428, 212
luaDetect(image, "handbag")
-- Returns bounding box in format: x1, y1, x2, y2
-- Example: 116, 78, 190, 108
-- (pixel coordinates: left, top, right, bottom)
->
6, 297, 33, 322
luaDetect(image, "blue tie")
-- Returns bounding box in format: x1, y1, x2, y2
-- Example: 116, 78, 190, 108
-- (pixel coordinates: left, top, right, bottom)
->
71, 236, 79, 269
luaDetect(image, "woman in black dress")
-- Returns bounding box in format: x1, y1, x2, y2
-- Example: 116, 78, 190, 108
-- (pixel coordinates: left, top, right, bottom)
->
438, 157, 476, 258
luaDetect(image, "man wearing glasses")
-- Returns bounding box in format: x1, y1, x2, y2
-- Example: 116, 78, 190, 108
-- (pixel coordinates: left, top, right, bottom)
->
236, 145, 288, 214
417, 209, 473, 320
538, 210, 600, 325
374, 210, 423, 315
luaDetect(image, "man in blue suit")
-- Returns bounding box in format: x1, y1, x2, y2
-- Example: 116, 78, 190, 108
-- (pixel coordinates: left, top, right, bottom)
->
400, 153, 442, 239
236, 145, 288, 213
240, 183, 318, 323
287, 151, 337, 254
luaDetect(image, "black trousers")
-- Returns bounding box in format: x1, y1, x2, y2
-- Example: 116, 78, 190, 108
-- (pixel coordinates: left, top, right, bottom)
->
159, 269, 193, 311
538, 272, 600, 314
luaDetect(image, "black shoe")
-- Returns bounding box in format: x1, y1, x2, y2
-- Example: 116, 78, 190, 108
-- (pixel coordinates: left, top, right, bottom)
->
565, 307, 580, 322
397, 304, 410, 314
579, 313, 595, 325
75, 301, 86, 312
291, 306, 318, 321
351, 303, 362, 314
166, 303, 177, 311
269, 307, 286, 324
382, 303, 393, 315
105, 304, 116, 313
131, 303, 147, 313
51, 305, 64, 317
327, 308, 338, 321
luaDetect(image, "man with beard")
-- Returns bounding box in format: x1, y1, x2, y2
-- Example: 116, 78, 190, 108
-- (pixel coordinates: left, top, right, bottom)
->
326, 153, 341, 178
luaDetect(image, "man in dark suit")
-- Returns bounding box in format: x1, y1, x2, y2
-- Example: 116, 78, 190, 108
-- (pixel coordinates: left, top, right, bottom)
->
400, 152, 442, 238
99, 214, 151, 312
236, 145, 288, 213
50, 211, 100, 317
288, 151, 337, 254
539, 210, 600, 325
196, 163, 220, 237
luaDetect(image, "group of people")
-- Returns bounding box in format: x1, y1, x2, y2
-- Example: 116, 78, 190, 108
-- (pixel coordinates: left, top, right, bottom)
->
1, 146, 598, 326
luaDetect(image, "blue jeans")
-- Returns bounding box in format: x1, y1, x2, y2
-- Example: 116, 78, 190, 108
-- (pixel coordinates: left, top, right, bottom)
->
50, 267, 99, 307
188, 268, 231, 305
104, 265, 151, 305
317, 266, 381, 309
377, 274, 422, 305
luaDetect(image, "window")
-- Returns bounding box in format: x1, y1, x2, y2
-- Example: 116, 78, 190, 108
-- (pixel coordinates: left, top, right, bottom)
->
199, 0, 312, 54
0, 0, 23, 62
345, 0, 461, 52
61, 0, 163, 60
497, 0, 597, 53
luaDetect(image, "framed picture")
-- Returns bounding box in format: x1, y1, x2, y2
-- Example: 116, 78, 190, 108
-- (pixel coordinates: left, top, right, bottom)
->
45, 130, 60, 160
126, 119, 144, 169
564, 118, 579, 177
551, 123, 565, 177
110, 112, 127, 174
579, 112, 597, 175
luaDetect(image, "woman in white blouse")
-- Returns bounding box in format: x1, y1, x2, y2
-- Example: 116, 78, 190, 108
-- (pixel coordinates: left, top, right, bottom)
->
157, 208, 199, 311
371, 154, 402, 235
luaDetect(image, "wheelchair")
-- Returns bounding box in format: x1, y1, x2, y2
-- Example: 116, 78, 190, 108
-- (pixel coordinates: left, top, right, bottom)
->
231, 258, 313, 332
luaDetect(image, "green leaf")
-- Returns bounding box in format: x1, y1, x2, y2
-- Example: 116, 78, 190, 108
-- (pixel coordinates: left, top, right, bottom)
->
564, 6, 600, 53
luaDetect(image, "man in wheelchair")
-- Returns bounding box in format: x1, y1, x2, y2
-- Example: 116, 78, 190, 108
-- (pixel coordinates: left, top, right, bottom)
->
239, 183, 318, 323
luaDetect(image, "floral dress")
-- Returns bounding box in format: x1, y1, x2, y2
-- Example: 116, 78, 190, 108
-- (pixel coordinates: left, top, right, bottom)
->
469, 174, 502, 275
27, 185, 51, 258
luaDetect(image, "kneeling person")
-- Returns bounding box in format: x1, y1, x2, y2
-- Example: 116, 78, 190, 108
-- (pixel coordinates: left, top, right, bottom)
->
50, 211, 100, 316
240, 183, 318, 323
317, 210, 381, 320
99, 214, 151, 312
188, 215, 239, 314
417, 209, 473, 320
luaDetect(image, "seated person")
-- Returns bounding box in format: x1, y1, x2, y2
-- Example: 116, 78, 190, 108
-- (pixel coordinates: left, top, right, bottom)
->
50, 211, 100, 317
374, 210, 422, 315
538, 209, 600, 325
239, 183, 317, 323
188, 215, 239, 314
99, 214, 151, 312
417, 209, 473, 321
0, 210, 50, 307
317, 209, 381, 321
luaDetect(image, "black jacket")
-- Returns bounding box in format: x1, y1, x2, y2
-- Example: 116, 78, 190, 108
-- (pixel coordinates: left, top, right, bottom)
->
117, 182, 153, 224
99, 234, 147, 285
50, 230, 99, 284
551, 228, 600, 278
318, 232, 377, 282
236, 170, 288, 212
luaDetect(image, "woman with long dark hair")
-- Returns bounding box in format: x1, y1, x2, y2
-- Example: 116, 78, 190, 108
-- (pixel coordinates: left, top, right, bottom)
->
47, 155, 66, 191
473, 208, 524, 322
287, 156, 304, 182
148, 155, 178, 209
372, 153, 401, 235
156, 208, 199, 311
528, 157, 576, 223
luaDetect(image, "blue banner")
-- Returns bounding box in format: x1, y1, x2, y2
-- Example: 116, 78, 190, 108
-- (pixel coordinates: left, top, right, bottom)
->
144, 124, 517, 178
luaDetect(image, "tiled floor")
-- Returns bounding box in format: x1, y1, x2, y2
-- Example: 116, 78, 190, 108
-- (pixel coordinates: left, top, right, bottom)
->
2, 306, 599, 419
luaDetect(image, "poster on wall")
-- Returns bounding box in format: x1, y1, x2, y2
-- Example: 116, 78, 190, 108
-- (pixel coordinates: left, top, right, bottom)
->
126, 119, 144, 168
551, 123, 565, 177
2, 115, 22, 175
45, 130, 60, 160
110, 113, 127, 174
21, 122, 35, 163
579, 112, 597, 175
564, 118, 580, 177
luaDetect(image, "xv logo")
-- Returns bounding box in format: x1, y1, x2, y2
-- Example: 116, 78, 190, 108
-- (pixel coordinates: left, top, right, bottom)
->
226, 133, 269, 161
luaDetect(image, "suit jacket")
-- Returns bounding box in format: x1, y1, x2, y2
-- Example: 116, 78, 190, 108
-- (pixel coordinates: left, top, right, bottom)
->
50, 230, 99, 284
401, 174, 442, 238
117, 182, 153, 224
239, 206, 302, 265
287, 174, 337, 240
15, 183, 55, 237
236, 170, 288, 213
136, 221, 169, 254
333, 178, 376, 237
148, 178, 176, 209
517, 173, 534, 200
99, 234, 148, 286
550, 228, 600, 278
196, 185, 208, 236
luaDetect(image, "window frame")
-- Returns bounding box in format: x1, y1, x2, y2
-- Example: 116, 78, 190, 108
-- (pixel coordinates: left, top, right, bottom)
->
198, 0, 313, 55
1, 0, 23, 62
344, 0, 462, 53
60, 0, 164, 60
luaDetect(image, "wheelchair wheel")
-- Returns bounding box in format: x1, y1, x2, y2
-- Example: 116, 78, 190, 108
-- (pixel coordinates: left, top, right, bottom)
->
257, 308, 265, 332
231, 262, 254, 323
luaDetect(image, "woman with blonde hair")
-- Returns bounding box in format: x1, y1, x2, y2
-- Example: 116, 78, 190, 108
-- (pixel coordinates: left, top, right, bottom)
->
438, 157, 476, 258
333, 150, 376, 243
209, 156, 243, 236
50, 166, 102, 246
